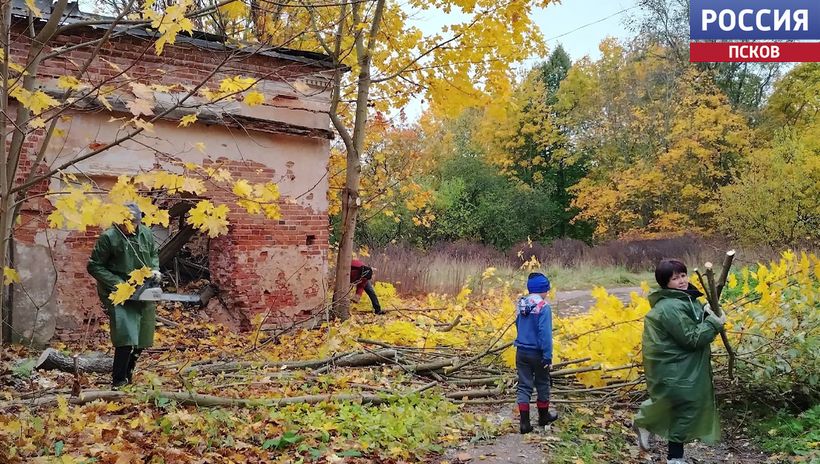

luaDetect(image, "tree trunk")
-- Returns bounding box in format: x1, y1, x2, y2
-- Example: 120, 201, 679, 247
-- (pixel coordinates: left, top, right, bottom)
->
329, 0, 386, 320
35, 348, 114, 374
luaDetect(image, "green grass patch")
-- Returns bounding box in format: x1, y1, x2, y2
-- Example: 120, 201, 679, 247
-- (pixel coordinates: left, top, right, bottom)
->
752, 405, 820, 458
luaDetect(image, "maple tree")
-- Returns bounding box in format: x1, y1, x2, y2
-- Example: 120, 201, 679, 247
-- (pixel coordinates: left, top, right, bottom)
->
238, 0, 556, 319
555, 42, 751, 239
719, 63, 820, 248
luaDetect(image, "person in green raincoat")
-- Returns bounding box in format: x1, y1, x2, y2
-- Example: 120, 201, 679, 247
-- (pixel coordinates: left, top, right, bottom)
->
87, 203, 161, 388
634, 259, 727, 464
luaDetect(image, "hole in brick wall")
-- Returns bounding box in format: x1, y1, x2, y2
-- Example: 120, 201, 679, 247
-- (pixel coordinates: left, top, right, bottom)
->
306, 235, 316, 246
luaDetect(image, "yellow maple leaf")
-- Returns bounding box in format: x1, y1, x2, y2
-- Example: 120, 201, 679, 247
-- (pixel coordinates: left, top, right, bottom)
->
186, 200, 230, 238
194, 142, 206, 153
219, 76, 256, 93
181, 177, 205, 194
8, 62, 28, 75
178, 113, 198, 127
109, 282, 136, 305
128, 267, 153, 286
3, 267, 21, 285
243, 91, 265, 106
57, 75, 82, 91
218, 0, 248, 20
232, 179, 253, 198
25, 0, 42, 17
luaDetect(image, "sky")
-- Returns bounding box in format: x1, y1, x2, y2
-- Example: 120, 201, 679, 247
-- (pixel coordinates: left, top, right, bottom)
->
532, 0, 640, 62
400, 0, 642, 120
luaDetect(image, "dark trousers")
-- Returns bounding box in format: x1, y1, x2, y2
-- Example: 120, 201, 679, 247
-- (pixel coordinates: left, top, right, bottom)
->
363, 281, 381, 312
112, 346, 142, 385
516, 348, 550, 404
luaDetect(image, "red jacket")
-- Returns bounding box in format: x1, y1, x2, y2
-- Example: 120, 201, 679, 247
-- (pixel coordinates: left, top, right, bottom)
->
350, 259, 368, 296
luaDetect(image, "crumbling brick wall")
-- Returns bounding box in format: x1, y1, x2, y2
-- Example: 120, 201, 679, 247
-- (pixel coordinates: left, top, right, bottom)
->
9, 20, 333, 341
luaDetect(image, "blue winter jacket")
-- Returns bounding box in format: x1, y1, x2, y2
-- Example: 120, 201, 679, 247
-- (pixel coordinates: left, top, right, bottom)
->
513, 294, 553, 365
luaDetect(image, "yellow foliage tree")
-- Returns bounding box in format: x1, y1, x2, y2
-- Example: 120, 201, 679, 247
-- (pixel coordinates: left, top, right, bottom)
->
245, 0, 554, 319
563, 43, 751, 239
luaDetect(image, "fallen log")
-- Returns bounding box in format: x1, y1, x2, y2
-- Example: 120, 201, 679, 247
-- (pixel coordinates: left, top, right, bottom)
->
405, 359, 454, 373
444, 341, 514, 375
550, 364, 601, 377
334, 349, 399, 367
455, 397, 603, 405
4, 390, 388, 409
444, 387, 504, 400
450, 377, 502, 387
180, 350, 382, 375
552, 357, 592, 369
35, 348, 112, 374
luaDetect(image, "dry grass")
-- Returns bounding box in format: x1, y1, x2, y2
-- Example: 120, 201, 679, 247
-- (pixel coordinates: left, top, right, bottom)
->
364, 237, 793, 296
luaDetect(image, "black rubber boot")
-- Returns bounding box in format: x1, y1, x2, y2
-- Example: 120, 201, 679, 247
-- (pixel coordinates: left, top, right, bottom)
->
519, 410, 533, 434
112, 346, 132, 388
538, 408, 559, 426
126, 348, 142, 384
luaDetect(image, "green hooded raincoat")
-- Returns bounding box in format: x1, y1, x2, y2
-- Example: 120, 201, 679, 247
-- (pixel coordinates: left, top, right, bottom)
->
634, 287, 723, 444
87, 225, 159, 348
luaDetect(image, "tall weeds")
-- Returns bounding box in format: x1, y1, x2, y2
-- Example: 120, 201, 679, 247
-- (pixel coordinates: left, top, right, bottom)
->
363, 236, 793, 296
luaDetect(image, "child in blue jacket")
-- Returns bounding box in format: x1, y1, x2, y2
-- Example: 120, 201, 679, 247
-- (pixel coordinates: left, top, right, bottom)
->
514, 272, 558, 433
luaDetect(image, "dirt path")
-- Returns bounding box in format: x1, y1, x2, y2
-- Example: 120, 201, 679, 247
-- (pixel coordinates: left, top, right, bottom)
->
436, 409, 773, 464
553, 286, 642, 317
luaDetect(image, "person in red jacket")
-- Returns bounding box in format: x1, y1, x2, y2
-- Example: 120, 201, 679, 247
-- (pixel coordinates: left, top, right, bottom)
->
350, 259, 384, 315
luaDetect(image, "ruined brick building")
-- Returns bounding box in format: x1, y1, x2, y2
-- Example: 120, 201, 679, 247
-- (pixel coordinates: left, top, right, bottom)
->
9, 1, 337, 343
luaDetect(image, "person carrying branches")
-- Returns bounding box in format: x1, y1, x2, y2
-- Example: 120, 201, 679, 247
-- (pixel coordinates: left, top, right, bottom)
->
634, 259, 727, 463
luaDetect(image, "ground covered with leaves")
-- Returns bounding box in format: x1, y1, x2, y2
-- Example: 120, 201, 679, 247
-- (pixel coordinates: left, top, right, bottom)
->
1, 252, 818, 463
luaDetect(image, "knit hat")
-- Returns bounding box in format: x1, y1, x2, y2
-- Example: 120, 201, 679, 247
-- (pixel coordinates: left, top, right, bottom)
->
527, 272, 551, 294
124, 202, 142, 224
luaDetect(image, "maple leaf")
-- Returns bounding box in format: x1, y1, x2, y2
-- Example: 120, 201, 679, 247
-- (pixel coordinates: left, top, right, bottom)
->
144, 0, 194, 55
243, 91, 265, 106
129, 82, 155, 101
126, 98, 154, 117
218, 0, 248, 20
8, 62, 27, 75
181, 177, 206, 194
57, 75, 82, 91
219, 76, 256, 93
128, 267, 153, 286
24, 0, 42, 17
178, 114, 198, 127
194, 142, 206, 153
3, 267, 21, 285
186, 200, 230, 237
131, 118, 155, 133
109, 282, 136, 305
232, 179, 253, 198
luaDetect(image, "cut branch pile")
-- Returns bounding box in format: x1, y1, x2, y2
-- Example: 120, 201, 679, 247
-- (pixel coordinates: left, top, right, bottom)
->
15, 336, 646, 410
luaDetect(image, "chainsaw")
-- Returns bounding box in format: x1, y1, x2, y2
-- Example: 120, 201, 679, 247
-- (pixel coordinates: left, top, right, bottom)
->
130, 277, 205, 304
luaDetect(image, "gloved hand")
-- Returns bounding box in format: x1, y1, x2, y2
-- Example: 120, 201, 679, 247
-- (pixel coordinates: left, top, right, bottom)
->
151, 270, 162, 280
704, 304, 727, 325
